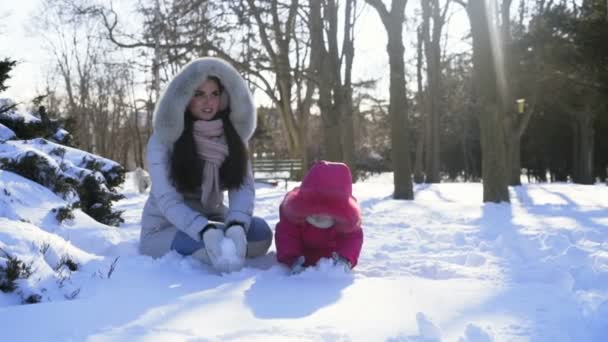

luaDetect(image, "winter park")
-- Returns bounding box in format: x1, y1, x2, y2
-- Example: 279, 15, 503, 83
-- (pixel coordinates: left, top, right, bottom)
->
1, 0, 608, 341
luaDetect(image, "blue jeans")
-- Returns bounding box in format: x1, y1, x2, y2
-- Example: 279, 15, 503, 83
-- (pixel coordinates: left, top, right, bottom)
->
170, 216, 272, 256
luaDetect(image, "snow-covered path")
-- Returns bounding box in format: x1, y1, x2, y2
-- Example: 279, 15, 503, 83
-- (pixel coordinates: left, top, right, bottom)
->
1, 173, 607, 341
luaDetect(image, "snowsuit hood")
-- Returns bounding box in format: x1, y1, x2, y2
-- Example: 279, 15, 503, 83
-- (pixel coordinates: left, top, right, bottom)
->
281, 160, 361, 232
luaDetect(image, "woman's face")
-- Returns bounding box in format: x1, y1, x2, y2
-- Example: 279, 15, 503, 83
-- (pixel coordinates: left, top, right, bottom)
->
187, 79, 221, 121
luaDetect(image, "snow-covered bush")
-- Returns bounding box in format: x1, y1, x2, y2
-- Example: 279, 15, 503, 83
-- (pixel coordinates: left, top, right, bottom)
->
0, 215, 100, 305
0, 151, 77, 198
0, 99, 71, 145
76, 174, 124, 226
0, 123, 16, 142
0, 250, 41, 305
0, 249, 33, 294
80, 155, 125, 189
52, 205, 75, 223
0, 145, 125, 226
0, 99, 125, 226
0, 248, 43, 304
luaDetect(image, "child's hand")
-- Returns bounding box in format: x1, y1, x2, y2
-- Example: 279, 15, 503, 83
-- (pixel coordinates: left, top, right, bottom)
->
290, 255, 306, 275
332, 252, 352, 272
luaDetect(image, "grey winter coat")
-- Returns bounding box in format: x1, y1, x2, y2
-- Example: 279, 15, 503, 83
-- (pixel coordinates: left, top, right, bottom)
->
140, 57, 256, 258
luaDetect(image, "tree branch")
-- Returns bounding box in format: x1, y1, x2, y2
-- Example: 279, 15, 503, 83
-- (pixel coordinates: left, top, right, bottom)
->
452, 0, 467, 8
246, 0, 278, 65
0, 102, 17, 115
365, 0, 390, 27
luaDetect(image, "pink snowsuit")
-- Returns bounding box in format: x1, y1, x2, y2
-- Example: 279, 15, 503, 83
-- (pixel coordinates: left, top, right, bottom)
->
275, 161, 363, 268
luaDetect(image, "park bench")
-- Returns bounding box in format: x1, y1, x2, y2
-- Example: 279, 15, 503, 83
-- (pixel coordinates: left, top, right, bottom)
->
252, 158, 303, 189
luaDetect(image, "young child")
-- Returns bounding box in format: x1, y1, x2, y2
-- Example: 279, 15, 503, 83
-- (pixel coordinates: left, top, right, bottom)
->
275, 161, 363, 274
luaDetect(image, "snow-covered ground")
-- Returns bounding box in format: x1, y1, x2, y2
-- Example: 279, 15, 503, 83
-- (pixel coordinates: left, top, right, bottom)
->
1, 171, 608, 341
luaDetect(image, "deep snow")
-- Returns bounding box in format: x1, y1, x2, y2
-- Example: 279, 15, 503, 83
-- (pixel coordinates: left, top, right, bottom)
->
1, 170, 607, 341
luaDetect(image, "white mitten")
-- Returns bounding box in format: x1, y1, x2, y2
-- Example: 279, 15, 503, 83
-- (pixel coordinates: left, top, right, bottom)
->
191, 248, 210, 264
202, 227, 225, 269
225, 224, 247, 271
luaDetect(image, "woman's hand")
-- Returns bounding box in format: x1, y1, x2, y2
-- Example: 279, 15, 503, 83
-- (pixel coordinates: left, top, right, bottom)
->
201, 226, 225, 269
225, 224, 247, 271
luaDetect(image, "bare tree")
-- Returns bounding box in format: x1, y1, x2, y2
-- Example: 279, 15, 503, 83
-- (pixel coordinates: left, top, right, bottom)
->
366, 0, 414, 199
495, 0, 537, 186
32, 1, 150, 168
34, 1, 102, 153
340, 0, 357, 173
242, 0, 315, 170
421, 0, 451, 183
309, 0, 357, 173
413, 25, 425, 183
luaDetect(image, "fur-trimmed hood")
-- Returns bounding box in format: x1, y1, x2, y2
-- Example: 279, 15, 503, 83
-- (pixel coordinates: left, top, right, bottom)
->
153, 57, 256, 145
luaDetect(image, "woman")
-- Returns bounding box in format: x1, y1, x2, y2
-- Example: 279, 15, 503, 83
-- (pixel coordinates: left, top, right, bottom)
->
140, 57, 272, 273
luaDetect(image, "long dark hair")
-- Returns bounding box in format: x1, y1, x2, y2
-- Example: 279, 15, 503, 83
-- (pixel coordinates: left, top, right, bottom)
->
170, 78, 249, 193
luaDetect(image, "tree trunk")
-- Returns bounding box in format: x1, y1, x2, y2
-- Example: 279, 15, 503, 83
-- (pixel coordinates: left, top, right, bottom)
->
297, 110, 310, 177
310, 0, 338, 161
131, 102, 145, 168
387, 29, 413, 199
320, 92, 342, 161
499, 0, 530, 186
467, 0, 510, 203
572, 111, 595, 184
367, 0, 413, 199
340, 0, 357, 177
414, 26, 425, 184
479, 104, 510, 201
150, 0, 161, 137
505, 131, 521, 185
246, 0, 305, 163
421, 0, 445, 183
340, 92, 356, 174
461, 124, 471, 181
311, 0, 356, 166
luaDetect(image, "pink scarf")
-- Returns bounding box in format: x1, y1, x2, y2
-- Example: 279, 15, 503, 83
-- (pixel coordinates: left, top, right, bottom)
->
192, 119, 229, 211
